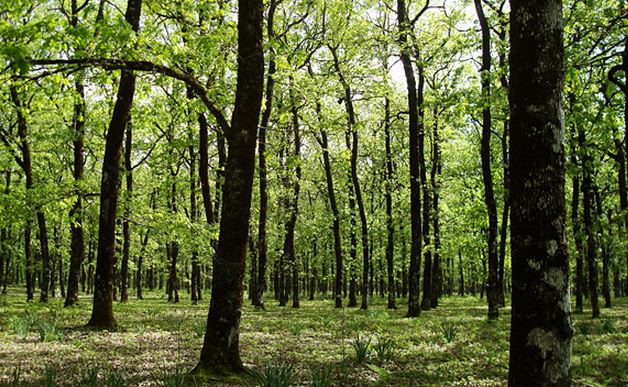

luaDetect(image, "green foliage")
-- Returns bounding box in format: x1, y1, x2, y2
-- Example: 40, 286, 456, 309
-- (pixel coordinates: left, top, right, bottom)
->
372, 335, 397, 362
601, 318, 616, 334
351, 335, 371, 363
248, 362, 294, 387
437, 320, 459, 343
104, 368, 127, 387
78, 364, 99, 387
43, 365, 57, 387
153, 368, 190, 387
309, 365, 333, 387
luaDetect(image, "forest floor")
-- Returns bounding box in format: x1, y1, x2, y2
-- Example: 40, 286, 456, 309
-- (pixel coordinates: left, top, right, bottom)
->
0, 289, 626, 386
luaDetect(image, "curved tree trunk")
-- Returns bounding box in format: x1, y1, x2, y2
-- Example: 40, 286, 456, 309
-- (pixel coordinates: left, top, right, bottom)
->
88, 0, 142, 330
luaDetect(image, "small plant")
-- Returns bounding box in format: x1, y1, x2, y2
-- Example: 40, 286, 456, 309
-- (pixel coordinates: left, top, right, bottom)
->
310, 364, 333, 387
248, 362, 294, 387
352, 335, 372, 363
38, 321, 63, 342
601, 318, 616, 334
577, 321, 592, 336
9, 316, 29, 339
44, 365, 58, 387
6, 366, 21, 387
105, 368, 127, 387
439, 321, 459, 343
193, 320, 206, 338
287, 322, 304, 336
154, 367, 191, 387
78, 364, 100, 387
373, 336, 396, 362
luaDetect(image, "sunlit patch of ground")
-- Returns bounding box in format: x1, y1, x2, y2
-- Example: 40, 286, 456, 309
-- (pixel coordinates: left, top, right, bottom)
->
0, 288, 626, 386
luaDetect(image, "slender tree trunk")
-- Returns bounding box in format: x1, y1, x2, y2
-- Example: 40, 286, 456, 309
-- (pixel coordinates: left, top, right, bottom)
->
397, 0, 422, 317
167, 181, 179, 304
88, 0, 142, 329
384, 97, 396, 310
329, 46, 369, 310
193, 0, 263, 373
572, 172, 584, 313
458, 250, 465, 296
319, 122, 344, 309
120, 120, 133, 303
578, 127, 600, 318
253, 0, 277, 310
508, 1, 572, 384
430, 107, 442, 308
474, 0, 499, 320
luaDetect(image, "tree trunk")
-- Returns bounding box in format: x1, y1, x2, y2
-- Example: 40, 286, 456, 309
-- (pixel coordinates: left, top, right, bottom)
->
319, 122, 344, 309
120, 120, 133, 303
167, 181, 179, 304
430, 107, 442, 308
193, 0, 263, 374
458, 250, 465, 296
384, 97, 396, 310
578, 126, 600, 318
397, 0, 422, 317
508, 1, 572, 384
88, 0, 142, 329
474, 0, 499, 320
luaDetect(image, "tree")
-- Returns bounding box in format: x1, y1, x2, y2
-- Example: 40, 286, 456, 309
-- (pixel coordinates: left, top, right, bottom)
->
473, 0, 499, 320
508, 0, 572, 385
193, 0, 264, 375
87, 0, 142, 329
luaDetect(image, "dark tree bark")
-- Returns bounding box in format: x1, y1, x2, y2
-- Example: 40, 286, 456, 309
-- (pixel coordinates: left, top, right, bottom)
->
285, 83, 302, 308
474, 0, 499, 320
578, 126, 600, 318
571, 170, 584, 313
88, 0, 142, 329
508, 1, 572, 385
318, 121, 344, 309
0, 171, 11, 295
193, 0, 264, 374
9, 85, 51, 303
384, 97, 396, 310
135, 228, 149, 300
430, 107, 442, 308
329, 45, 369, 310
189, 135, 201, 303
167, 179, 180, 304
253, 0, 277, 310
397, 0, 421, 317
458, 250, 464, 296
120, 120, 133, 303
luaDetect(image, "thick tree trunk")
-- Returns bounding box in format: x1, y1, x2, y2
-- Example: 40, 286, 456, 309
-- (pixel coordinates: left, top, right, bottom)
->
508, 1, 572, 385
88, 0, 142, 329
474, 0, 499, 320
397, 0, 422, 317
193, 0, 263, 374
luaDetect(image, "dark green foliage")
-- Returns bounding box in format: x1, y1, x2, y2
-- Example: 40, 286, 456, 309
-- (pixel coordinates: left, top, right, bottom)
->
438, 320, 459, 343
309, 365, 333, 387
372, 336, 396, 362
351, 335, 371, 363
248, 362, 294, 387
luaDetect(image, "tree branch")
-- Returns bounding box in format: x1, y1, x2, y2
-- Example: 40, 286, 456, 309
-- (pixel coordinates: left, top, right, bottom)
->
28, 58, 232, 135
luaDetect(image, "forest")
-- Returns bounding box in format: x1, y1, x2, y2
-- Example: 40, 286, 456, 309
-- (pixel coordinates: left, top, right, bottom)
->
0, 0, 627, 385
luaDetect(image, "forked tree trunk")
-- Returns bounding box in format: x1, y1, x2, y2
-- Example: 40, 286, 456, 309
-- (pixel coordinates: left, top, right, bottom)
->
508, 0, 572, 384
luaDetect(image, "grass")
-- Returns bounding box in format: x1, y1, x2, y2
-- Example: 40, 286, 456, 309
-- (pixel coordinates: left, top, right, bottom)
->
0, 288, 626, 386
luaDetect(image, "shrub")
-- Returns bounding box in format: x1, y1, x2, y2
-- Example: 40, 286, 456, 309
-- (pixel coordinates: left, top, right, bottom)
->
373, 336, 396, 362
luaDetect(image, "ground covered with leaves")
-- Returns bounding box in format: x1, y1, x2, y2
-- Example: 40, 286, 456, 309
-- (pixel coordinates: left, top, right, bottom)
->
0, 289, 626, 386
